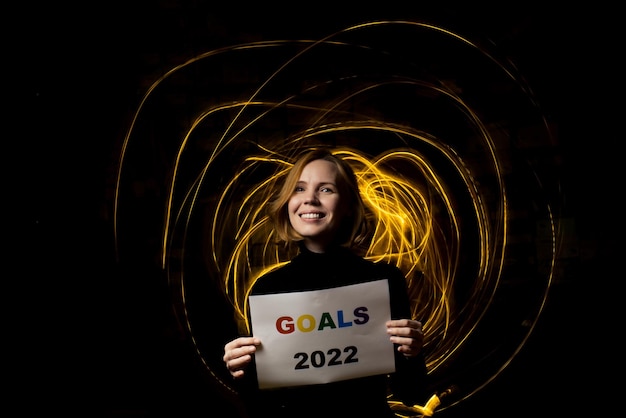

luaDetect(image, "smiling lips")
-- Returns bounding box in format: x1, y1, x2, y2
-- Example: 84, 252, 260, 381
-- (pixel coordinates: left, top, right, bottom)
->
300, 212, 325, 219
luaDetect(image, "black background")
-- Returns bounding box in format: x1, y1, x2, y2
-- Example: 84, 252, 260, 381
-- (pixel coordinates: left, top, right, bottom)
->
12, 2, 618, 417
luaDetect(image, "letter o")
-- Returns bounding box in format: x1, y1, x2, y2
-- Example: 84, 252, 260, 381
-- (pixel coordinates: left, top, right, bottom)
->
297, 314, 316, 332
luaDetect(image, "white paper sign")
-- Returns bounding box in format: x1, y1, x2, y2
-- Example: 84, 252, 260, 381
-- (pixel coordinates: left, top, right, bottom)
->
249, 279, 395, 389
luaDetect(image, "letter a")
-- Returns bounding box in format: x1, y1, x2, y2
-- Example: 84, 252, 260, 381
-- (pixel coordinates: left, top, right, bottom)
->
318, 312, 337, 330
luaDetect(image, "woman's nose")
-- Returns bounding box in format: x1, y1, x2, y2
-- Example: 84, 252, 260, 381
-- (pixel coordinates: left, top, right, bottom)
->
304, 190, 319, 204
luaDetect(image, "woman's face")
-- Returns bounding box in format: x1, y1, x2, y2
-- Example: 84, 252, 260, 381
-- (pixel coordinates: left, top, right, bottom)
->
287, 159, 348, 253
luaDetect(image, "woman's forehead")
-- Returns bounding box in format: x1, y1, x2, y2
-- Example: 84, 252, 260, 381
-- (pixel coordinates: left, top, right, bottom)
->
298, 159, 338, 179
302, 159, 336, 172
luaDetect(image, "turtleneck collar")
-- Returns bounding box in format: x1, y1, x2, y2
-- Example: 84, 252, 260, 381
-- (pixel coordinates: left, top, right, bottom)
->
296, 241, 350, 256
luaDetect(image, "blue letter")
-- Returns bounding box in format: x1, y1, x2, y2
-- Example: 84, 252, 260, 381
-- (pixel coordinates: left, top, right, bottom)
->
337, 310, 352, 328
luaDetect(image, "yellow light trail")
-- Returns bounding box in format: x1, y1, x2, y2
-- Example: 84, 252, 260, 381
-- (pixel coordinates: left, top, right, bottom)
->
113, 19, 559, 416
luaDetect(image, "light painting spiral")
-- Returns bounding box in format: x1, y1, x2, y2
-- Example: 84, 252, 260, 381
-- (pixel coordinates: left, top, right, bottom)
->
114, 21, 560, 416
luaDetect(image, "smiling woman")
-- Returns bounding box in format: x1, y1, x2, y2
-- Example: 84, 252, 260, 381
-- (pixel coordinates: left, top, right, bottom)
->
286, 160, 343, 252
222, 148, 428, 418
272, 150, 365, 254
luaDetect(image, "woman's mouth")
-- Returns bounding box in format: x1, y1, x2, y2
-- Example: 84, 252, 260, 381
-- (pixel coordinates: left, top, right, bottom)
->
300, 212, 325, 219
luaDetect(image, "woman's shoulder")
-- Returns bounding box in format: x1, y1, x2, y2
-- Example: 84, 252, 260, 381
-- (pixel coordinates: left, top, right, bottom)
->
364, 257, 404, 276
250, 263, 294, 295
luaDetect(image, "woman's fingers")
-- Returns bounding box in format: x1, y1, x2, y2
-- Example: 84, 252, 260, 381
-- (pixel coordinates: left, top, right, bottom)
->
223, 337, 262, 378
386, 319, 422, 334
386, 319, 424, 357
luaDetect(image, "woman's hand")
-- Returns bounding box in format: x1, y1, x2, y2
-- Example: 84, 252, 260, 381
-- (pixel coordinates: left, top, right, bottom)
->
386, 319, 424, 357
223, 337, 262, 378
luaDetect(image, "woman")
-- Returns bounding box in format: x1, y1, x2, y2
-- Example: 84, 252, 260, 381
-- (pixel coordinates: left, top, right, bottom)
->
223, 149, 428, 417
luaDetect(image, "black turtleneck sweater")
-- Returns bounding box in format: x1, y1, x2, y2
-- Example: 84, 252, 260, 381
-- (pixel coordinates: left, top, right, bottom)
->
233, 245, 428, 418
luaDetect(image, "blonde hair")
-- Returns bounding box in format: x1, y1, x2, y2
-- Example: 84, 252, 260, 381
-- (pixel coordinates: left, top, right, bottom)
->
268, 149, 369, 249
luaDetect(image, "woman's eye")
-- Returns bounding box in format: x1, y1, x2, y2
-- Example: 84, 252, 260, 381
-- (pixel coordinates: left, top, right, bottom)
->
295, 186, 304, 192
320, 187, 333, 193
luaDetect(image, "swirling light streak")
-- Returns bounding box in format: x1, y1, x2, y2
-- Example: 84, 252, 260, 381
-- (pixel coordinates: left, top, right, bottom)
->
114, 20, 558, 416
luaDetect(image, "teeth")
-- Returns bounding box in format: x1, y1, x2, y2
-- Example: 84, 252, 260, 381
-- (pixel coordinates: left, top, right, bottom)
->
301, 213, 322, 219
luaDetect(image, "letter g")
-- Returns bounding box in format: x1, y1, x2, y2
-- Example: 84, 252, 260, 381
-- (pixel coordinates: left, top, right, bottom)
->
276, 316, 295, 334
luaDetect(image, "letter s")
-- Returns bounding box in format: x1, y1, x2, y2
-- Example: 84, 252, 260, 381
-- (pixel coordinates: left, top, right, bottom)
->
276, 316, 295, 334
353, 306, 369, 325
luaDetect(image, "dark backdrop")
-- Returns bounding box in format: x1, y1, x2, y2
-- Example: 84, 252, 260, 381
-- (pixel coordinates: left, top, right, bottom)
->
12, 2, 618, 417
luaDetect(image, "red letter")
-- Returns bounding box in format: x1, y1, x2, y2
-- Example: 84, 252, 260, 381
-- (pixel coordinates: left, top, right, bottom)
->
276, 316, 295, 334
